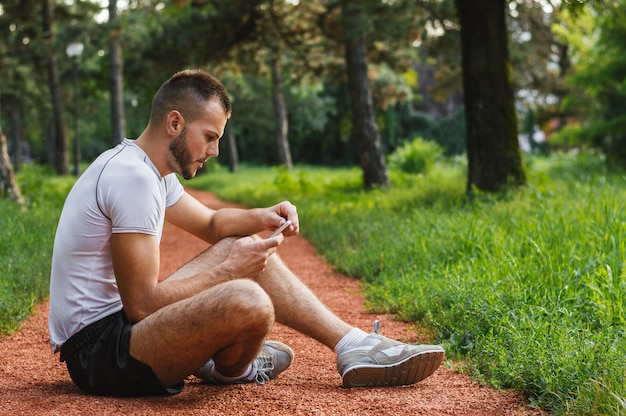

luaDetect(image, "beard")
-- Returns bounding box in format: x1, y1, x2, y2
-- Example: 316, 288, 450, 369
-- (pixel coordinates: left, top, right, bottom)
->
167, 127, 197, 180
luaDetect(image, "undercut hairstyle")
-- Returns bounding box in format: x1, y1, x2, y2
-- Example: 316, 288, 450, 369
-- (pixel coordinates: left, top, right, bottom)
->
150, 69, 232, 124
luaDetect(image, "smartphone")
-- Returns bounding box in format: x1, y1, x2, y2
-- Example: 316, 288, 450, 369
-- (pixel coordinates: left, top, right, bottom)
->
267, 220, 292, 239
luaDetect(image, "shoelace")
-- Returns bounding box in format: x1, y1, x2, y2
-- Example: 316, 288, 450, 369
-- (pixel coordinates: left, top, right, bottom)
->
373, 319, 380, 335
251, 355, 275, 385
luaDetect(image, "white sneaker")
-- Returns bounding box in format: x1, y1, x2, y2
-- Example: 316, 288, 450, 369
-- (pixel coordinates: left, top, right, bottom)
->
336, 321, 445, 387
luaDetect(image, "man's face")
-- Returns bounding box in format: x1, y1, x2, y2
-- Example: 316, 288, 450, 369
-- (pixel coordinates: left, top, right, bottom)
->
167, 100, 228, 180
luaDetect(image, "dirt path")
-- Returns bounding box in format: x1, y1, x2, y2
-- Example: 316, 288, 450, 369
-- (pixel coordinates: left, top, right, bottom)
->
0, 189, 545, 415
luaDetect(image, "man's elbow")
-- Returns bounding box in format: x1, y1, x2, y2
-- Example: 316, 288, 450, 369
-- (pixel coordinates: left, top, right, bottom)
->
123, 304, 150, 323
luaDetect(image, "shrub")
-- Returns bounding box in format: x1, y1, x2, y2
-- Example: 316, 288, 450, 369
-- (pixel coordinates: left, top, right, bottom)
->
387, 137, 444, 174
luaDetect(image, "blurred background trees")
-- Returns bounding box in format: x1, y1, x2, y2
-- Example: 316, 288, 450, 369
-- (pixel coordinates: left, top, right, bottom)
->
0, 0, 620, 192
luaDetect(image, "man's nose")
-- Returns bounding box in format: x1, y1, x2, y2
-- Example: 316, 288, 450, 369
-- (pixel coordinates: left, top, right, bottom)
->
207, 141, 219, 157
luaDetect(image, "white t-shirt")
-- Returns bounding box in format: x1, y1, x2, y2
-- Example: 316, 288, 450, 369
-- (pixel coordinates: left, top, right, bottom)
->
48, 139, 184, 353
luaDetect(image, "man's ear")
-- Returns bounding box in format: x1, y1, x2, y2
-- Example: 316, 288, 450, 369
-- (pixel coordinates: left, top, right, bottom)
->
166, 110, 184, 135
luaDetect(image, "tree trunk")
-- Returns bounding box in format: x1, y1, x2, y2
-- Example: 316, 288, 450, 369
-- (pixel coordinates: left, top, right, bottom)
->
44, 121, 54, 165
109, 0, 125, 145
271, 58, 293, 170
70, 60, 81, 175
342, 2, 390, 189
42, 0, 69, 175
11, 109, 22, 171
455, 0, 525, 194
0, 128, 25, 205
225, 122, 239, 173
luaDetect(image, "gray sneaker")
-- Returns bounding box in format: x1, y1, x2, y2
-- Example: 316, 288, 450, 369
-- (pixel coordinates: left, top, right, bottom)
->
337, 321, 445, 388
194, 340, 294, 385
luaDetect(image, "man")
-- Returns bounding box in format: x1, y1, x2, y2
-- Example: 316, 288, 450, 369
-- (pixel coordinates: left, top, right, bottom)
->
49, 69, 445, 397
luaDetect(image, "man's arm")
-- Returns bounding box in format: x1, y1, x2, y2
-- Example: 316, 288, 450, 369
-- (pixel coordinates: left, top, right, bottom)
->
113, 191, 299, 322
165, 191, 299, 243
111, 231, 281, 322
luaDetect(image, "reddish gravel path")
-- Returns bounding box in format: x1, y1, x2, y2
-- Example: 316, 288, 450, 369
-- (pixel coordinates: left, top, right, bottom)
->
0, 189, 546, 415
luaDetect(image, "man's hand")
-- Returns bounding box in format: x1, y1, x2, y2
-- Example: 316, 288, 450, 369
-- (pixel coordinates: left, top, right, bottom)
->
264, 201, 299, 237
222, 235, 284, 279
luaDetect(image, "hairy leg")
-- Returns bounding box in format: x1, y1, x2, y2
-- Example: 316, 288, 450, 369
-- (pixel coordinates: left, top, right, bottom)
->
168, 236, 352, 349
257, 250, 353, 349
130, 279, 274, 385
132, 236, 352, 387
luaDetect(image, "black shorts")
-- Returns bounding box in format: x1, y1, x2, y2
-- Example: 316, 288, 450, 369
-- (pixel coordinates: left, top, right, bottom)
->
60, 309, 184, 397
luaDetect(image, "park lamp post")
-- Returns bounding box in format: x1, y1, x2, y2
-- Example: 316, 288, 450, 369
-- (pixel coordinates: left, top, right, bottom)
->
66, 41, 84, 176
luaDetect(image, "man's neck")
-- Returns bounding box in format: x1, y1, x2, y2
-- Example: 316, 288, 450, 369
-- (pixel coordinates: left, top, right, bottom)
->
135, 129, 172, 177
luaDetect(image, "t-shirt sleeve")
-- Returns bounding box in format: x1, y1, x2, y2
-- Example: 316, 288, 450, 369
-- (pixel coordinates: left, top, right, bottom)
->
98, 168, 165, 236
164, 173, 184, 208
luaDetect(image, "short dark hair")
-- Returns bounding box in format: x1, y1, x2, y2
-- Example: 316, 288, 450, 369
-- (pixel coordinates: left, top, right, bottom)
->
150, 69, 232, 124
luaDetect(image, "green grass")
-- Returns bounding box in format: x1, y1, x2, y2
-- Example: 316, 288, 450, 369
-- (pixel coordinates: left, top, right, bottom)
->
0, 165, 75, 334
2, 153, 625, 414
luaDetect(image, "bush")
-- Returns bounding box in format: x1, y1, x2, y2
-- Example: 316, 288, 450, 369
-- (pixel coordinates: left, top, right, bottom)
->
387, 137, 443, 174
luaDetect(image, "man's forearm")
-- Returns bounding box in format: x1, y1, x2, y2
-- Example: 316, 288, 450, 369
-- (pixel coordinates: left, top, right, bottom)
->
206, 208, 265, 242
126, 262, 234, 322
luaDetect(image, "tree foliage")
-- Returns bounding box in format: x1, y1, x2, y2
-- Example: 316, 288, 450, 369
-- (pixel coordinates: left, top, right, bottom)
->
2, 0, 622, 190
557, 3, 626, 166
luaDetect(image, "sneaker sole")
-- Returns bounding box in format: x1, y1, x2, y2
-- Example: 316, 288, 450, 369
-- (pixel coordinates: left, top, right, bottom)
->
341, 349, 445, 388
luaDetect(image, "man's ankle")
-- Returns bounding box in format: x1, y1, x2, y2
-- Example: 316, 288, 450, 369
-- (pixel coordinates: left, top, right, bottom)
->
211, 363, 254, 383
334, 328, 368, 355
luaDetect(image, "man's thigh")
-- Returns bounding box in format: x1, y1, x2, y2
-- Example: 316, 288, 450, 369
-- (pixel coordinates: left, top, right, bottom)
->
129, 279, 273, 387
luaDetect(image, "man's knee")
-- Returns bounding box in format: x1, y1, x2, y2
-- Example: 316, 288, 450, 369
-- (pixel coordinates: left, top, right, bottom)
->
210, 280, 274, 326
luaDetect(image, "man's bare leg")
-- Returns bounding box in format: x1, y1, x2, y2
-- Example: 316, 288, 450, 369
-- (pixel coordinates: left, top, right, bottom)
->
168, 238, 352, 349
129, 239, 276, 387
129, 236, 443, 389
165, 236, 353, 349
197, 237, 445, 388
130, 279, 274, 386
257, 249, 354, 349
